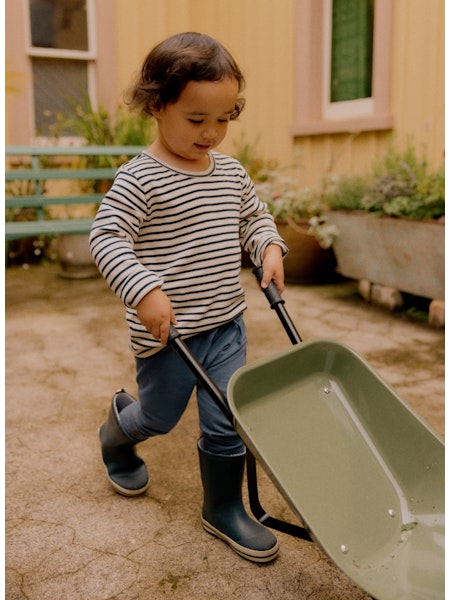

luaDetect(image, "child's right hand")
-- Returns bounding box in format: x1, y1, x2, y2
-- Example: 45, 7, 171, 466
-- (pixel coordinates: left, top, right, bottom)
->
136, 288, 178, 346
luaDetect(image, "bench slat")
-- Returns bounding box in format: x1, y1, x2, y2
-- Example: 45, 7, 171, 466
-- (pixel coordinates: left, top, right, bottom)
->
6, 194, 105, 209
6, 168, 117, 181
5, 146, 144, 241
6, 145, 145, 157
5, 219, 94, 240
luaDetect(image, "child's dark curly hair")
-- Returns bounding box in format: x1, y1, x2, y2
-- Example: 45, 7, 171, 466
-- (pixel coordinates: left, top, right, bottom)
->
126, 32, 245, 119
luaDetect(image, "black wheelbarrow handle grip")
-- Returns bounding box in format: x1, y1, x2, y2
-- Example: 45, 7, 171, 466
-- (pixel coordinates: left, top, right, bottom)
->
252, 266, 302, 345
252, 266, 285, 308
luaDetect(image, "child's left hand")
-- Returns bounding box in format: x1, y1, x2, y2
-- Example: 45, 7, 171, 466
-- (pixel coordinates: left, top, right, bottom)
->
260, 244, 285, 293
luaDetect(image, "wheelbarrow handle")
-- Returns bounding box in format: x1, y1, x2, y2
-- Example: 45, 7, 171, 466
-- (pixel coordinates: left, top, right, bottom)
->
167, 324, 234, 423
253, 266, 302, 344
168, 280, 310, 541
252, 266, 286, 308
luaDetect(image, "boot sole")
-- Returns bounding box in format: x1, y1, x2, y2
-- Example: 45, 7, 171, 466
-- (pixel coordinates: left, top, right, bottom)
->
201, 517, 279, 563
108, 476, 149, 497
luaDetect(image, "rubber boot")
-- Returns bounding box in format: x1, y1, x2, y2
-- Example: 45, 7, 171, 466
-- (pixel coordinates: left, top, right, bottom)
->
99, 389, 149, 496
198, 440, 279, 563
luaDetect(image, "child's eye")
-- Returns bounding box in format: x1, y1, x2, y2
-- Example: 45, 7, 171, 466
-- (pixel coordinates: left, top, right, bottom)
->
188, 119, 203, 124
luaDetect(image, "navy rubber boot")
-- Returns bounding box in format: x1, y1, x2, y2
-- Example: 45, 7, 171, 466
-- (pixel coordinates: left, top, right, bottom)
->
198, 439, 279, 563
99, 390, 149, 496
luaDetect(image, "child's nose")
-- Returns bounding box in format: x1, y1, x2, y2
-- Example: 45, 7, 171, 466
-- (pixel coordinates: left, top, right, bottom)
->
201, 126, 217, 140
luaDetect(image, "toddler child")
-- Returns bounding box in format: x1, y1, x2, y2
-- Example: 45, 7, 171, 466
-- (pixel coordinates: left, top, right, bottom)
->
90, 31, 287, 563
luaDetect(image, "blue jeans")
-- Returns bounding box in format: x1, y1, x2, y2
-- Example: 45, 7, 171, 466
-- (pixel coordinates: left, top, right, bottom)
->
118, 315, 247, 455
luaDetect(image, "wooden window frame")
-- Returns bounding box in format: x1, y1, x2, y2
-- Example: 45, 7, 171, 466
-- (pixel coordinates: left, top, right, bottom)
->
6, 0, 117, 145
291, 0, 393, 136
25, 0, 97, 59
323, 0, 374, 118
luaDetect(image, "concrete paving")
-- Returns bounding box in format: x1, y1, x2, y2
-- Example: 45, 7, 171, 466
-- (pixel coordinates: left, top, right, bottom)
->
5, 263, 444, 600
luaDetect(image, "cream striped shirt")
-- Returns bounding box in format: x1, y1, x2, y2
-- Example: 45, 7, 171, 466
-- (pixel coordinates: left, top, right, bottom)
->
89, 151, 287, 357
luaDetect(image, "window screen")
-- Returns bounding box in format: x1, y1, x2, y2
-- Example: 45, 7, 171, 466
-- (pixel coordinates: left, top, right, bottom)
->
32, 58, 89, 135
330, 0, 374, 102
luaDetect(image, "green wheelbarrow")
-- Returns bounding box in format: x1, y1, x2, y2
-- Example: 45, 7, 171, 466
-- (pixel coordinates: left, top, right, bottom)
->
168, 268, 444, 600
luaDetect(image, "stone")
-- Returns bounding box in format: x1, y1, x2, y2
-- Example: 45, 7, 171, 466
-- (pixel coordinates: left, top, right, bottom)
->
371, 284, 404, 311
358, 279, 372, 302
429, 299, 445, 328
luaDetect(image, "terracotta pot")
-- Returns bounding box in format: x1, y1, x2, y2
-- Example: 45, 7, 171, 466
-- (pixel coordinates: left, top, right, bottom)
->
276, 221, 337, 284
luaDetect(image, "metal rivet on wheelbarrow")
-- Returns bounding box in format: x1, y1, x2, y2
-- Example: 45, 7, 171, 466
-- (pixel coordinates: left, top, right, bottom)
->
388, 509, 396, 517
340, 545, 349, 554
323, 387, 331, 394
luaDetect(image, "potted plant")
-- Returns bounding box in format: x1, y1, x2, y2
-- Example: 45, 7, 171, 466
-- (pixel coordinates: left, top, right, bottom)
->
254, 170, 338, 284
312, 146, 445, 301
233, 137, 338, 283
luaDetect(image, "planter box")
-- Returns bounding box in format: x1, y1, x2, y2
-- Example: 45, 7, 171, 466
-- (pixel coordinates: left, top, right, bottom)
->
325, 211, 444, 300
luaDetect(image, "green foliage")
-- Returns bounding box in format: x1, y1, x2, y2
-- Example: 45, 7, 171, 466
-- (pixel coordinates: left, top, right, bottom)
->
255, 174, 324, 221
52, 101, 154, 146
50, 101, 155, 169
232, 134, 278, 180
322, 174, 368, 211
47, 101, 155, 200
324, 145, 445, 220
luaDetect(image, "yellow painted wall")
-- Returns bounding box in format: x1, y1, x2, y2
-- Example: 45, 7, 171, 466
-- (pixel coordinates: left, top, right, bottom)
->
5, 0, 443, 182
291, 0, 444, 185
113, 0, 296, 165
390, 0, 444, 165
113, 0, 444, 183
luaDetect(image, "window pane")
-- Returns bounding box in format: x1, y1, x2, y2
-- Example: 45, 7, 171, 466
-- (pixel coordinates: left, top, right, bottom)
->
29, 0, 88, 51
330, 0, 374, 102
32, 57, 89, 135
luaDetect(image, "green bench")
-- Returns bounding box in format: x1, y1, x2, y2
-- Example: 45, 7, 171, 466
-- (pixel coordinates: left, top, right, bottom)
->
5, 145, 145, 241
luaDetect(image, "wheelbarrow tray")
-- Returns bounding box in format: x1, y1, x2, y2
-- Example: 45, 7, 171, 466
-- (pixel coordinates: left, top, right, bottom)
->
227, 338, 444, 600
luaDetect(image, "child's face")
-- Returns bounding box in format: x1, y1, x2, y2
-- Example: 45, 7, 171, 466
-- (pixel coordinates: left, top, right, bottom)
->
151, 78, 239, 166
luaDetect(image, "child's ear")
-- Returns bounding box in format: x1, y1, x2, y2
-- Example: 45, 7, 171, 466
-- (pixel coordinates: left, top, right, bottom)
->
148, 102, 162, 118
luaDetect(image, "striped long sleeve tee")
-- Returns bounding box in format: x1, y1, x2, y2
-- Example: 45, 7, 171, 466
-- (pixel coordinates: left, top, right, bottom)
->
89, 151, 287, 357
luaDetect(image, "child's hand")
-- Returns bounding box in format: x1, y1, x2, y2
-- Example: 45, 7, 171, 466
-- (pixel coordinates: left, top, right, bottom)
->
261, 244, 285, 293
136, 288, 178, 346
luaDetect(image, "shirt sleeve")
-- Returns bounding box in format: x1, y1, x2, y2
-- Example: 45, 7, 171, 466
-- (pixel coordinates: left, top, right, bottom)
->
89, 168, 163, 308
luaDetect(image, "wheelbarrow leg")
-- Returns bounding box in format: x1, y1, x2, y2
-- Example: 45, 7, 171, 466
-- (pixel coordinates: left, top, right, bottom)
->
246, 450, 312, 541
